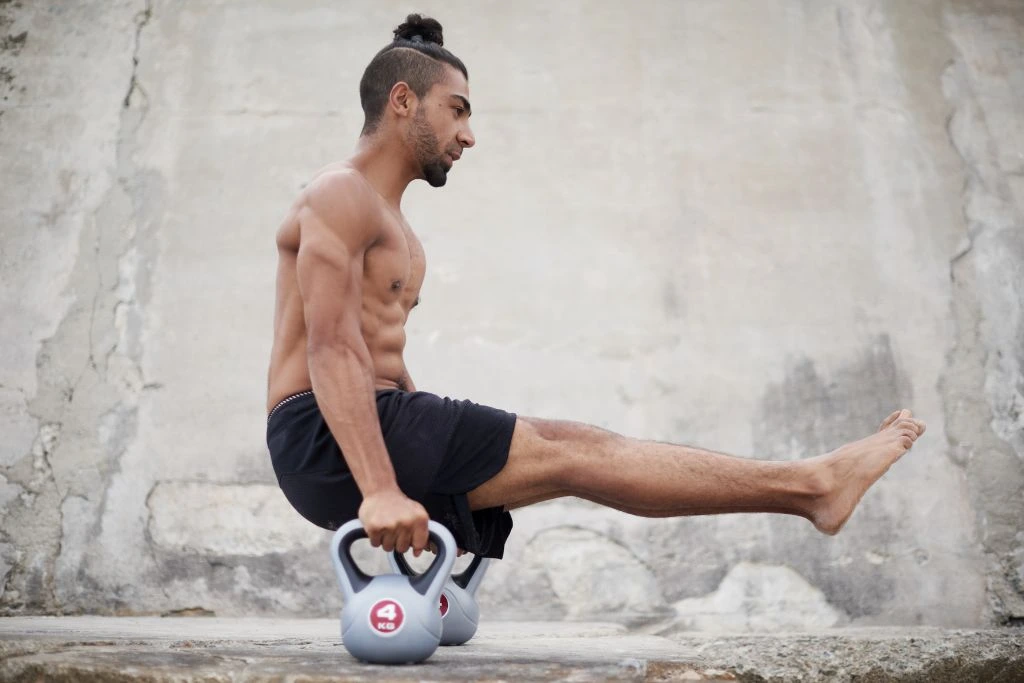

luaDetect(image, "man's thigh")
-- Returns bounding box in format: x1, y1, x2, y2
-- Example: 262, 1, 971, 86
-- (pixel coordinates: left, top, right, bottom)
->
465, 416, 623, 510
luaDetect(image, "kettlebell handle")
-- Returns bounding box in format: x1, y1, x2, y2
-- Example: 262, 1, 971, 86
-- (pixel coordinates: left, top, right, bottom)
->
330, 520, 372, 600
331, 519, 456, 601
456, 554, 492, 594
391, 547, 492, 595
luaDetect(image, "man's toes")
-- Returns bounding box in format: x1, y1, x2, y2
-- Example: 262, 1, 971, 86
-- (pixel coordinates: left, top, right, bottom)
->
899, 418, 926, 435
909, 420, 923, 435
879, 410, 902, 431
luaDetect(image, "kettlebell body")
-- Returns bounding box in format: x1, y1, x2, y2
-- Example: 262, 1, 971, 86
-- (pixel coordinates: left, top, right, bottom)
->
331, 519, 456, 664
390, 549, 492, 645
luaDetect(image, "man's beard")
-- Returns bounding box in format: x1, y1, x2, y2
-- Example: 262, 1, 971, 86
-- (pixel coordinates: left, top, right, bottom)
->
409, 109, 449, 188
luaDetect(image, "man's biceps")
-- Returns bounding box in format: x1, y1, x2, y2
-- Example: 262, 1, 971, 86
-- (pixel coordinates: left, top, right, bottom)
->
298, 230, 351, 266
297, 249, 357, 298
302, 293, 358, 343
301, 202, 372, 252
298, 273, 359, 320
297, 256, 360, 314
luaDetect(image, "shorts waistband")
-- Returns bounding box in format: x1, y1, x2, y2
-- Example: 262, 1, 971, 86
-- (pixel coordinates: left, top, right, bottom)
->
267, 387, 406, 423
267, 390, 314, 423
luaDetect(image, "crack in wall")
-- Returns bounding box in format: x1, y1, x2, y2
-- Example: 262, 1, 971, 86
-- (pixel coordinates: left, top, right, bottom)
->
76, 0, 164, 614
122, 3, 151, 110
90, 0, 159, 537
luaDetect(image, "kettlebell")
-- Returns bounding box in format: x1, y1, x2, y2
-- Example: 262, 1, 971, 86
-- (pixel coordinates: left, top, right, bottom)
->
389, 548, 492, 645
330, 519, 456, 664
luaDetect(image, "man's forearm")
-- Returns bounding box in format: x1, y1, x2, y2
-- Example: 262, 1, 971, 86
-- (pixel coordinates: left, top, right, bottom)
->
309, 343, 397, 496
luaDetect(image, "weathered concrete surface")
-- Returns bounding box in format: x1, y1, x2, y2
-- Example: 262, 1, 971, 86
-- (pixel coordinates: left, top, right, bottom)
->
0, 0, 148, 616
670, 562, 845, 632
1, 0, 1022, 629
940, 0, 1024, 625
0, 617, 1021, 682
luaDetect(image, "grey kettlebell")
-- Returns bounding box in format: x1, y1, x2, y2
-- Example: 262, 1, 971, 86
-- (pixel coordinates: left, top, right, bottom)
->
331, 519, 456, 664
389, 548, 491, 645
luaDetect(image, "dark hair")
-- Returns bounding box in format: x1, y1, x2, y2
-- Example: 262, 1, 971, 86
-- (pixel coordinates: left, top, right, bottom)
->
359, 14, 468, 135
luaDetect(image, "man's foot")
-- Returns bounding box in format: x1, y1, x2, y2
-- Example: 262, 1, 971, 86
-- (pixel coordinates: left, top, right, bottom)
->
806, 409, 926, 535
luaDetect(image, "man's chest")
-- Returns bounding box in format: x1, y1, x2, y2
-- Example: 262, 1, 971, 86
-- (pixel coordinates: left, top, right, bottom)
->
363, 220, 426, 302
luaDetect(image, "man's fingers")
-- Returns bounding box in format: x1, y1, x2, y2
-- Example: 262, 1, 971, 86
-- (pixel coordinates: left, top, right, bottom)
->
411, 520, 429, 555
395, 528, 412, 555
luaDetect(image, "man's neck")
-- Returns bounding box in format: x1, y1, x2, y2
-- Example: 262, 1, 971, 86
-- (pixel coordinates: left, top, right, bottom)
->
349, 134, 418, 209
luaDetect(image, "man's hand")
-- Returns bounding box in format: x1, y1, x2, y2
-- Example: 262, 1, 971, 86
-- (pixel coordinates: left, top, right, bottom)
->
358, 489, 430, 556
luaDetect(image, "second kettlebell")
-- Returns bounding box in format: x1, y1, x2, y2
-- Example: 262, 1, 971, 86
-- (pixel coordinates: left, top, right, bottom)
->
331, 519, 456, 664
390, 548, 492, 645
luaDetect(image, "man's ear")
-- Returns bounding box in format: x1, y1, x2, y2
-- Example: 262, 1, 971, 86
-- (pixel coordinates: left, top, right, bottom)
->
388, 81, 415, 119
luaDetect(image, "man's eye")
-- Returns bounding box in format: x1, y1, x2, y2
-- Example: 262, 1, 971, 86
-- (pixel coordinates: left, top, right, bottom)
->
454, 107, 464, 116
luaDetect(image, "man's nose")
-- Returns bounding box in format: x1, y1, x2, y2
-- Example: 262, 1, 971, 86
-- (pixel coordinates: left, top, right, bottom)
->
458, 124, 475, 149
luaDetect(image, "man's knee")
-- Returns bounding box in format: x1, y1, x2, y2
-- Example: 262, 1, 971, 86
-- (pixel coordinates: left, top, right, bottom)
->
467, 416, 626, 510
507, 416, 572, 484
466, 417, 577, 509
510, 416, 625, 487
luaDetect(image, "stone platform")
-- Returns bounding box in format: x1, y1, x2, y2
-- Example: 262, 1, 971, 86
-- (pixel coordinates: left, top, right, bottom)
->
0, 617, 1021, 681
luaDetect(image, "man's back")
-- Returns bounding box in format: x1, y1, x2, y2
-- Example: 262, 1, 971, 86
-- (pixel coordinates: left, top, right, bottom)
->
266, 165, 426, 414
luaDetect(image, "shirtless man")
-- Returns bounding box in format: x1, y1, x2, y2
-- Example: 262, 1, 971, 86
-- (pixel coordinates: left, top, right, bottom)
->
265, 14, 927, 560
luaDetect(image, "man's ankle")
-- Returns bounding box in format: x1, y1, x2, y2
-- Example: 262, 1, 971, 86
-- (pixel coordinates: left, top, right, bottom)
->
788, 459, 831, 501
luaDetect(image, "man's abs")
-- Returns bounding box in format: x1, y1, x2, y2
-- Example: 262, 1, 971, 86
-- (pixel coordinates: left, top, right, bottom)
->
265, 254, 414, 412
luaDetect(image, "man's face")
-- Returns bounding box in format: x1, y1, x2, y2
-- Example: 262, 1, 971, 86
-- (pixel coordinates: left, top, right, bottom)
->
406, 66, 475, 187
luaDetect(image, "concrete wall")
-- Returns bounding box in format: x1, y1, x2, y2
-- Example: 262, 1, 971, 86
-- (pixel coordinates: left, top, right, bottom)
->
1, 0, 1021, 628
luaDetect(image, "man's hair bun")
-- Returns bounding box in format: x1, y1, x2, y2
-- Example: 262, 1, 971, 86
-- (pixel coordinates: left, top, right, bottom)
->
393, 14, 444, 46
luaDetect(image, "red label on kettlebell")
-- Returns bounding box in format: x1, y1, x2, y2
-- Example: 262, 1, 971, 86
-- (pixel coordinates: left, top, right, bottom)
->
439, 592, 449, 618
368, 598, 405, 637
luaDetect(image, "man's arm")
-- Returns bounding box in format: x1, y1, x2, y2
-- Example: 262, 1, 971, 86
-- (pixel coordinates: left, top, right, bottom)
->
295, 171, 428, 555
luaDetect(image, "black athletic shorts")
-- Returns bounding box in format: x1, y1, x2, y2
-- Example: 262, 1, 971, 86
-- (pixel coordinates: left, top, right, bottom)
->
265, 389, 517, 559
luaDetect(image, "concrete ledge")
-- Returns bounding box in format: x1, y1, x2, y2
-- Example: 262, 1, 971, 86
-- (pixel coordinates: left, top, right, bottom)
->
0, 617, 1021, 681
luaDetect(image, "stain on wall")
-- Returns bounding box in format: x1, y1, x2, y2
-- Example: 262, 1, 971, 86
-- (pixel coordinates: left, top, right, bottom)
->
754, 334, 911, 461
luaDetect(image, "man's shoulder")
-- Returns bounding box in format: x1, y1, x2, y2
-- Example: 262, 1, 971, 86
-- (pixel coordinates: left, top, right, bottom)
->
304, 166, 373, 209
298, 167, 381, 241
